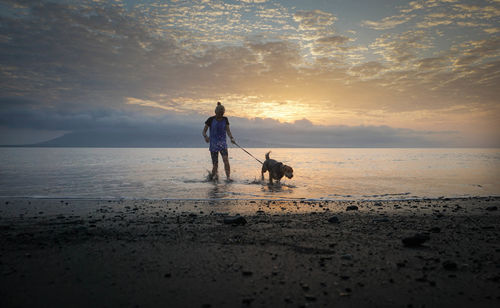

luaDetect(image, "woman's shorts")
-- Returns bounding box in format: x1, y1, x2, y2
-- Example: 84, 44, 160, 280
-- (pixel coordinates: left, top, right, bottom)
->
210, 149, 228, 164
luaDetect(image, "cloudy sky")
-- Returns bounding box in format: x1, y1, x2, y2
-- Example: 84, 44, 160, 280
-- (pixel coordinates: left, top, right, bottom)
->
1, 0, 499, 146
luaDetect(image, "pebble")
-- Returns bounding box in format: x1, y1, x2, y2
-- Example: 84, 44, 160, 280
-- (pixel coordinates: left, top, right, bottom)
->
486, 274, 500, 282
442, 261, 458, 271
429, 227, 441, 233
402, 233, 430, 247
328, 216, 340, 223
223, 216, 247, 225
341, 254, 353, 260
3, 269, 16, 276
304, 295, 316, 302
485, 206, 497, 211
346, 205, 358, 211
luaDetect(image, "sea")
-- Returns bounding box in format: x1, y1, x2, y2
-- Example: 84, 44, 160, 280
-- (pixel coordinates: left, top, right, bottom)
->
0, 147, 499, 201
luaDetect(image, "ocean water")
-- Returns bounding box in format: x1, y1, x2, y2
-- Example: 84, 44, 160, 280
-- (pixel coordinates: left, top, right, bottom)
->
0, 147, 498, 200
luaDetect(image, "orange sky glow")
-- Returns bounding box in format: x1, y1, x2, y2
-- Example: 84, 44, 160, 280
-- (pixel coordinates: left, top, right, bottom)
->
1, 0, 499, 146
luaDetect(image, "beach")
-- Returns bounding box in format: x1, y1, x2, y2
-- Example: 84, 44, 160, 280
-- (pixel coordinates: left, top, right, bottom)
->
1, 197, 499, 307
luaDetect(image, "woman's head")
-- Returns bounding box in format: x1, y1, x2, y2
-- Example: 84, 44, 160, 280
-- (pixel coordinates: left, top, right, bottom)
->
215, 101, 225, 116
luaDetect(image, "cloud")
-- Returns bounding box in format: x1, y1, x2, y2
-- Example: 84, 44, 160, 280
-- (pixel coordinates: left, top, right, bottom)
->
292, 118, 314, 127
239, 0, 268, 3
362, 14, 414, 30
247, 40, 303, 68
311, 34, 357, 56
454, 3, 500, 18
293, 10, 337, 31
416, 19, 453, 28
349, 61, 386, 78
0, 104, 203, 133
0, 0, 499, 147
367, 0, 500, 33
235, 121, 457, 147
256, 7, 290, 22
0, 104, 465, 147
416, 56, 449, 70
483, 27, 500, 33
126, 97, 180, 112
464, 36, 500, 58
316, 35, 352, 45
370, 30, 433, 64
0, 1, 181, 107
449, 36, 500, 70
453, 55, 481, 67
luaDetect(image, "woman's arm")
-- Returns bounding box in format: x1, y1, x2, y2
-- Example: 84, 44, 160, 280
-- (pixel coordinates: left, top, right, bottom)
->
226, 124, 235, 144
202, 125, 209, 143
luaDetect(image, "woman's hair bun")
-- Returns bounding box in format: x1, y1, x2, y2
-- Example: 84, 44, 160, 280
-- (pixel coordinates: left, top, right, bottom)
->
215, 101, 225, 114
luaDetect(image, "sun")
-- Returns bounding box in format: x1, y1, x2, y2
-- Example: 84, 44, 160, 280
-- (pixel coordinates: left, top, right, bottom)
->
234, 99, 313, 124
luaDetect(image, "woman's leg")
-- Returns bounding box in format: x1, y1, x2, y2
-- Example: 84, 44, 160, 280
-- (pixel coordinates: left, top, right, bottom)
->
221, 149, 230, 179
210, 151, 218, 179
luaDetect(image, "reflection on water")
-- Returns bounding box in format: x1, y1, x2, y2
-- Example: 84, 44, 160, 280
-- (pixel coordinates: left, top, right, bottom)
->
261, 181, 295, 195
207, 181, 229, 199
206, 179, 296, 200
0, 147, 498, 200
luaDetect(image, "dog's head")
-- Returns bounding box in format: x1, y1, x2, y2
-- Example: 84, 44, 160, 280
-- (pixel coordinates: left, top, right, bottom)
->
283, 165, 294, 179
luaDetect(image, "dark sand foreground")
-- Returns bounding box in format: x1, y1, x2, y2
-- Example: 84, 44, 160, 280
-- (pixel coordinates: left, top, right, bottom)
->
1, 197, 499, 307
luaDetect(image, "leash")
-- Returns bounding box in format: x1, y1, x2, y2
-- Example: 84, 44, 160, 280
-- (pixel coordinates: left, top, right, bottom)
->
233, 141, 263, 165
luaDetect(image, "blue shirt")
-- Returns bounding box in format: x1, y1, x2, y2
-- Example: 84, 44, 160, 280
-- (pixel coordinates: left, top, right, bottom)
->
205, 116, 229, 152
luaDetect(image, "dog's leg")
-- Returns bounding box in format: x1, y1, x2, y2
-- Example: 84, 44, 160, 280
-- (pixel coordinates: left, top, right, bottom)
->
261, 163, 267, 182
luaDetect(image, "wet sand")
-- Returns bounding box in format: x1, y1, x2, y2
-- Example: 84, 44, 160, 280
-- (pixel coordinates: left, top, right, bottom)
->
1, 197, 499, 307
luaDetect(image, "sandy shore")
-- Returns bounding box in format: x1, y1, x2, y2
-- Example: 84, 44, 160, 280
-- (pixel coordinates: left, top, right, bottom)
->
1, 197, 499, 307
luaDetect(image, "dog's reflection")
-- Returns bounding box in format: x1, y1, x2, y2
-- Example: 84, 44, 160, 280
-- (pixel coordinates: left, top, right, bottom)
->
262, 181, 294, 193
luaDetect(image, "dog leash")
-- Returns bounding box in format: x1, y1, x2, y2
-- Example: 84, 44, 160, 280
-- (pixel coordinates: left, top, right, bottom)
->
233, 141, 263, 165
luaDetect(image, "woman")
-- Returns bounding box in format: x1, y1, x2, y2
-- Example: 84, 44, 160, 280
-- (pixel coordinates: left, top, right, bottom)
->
202, 102, 236, 181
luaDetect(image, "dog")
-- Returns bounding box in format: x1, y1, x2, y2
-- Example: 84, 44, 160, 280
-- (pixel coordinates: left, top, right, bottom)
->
261, 151, 293, 184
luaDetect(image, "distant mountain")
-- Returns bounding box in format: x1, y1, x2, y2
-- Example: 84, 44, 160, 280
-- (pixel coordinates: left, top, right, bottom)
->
3, 123, 446, 148
25, 128, 295, 148
33, 129, 203, 147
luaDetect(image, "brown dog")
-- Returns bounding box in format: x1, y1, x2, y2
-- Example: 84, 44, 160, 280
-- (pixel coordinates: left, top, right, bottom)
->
261, 152, 293, 184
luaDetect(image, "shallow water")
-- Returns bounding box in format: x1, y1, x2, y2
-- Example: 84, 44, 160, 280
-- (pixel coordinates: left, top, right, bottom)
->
0, 147, 498, 200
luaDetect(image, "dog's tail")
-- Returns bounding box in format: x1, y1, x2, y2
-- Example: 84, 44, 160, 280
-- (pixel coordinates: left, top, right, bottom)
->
265, 151, 271, 160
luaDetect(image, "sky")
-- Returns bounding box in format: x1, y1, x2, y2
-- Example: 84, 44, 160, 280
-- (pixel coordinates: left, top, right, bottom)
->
0, 0, 499, 146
